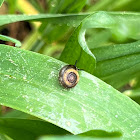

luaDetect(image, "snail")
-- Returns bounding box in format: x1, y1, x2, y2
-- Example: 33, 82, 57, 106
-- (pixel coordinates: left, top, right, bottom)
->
59, 62, 79, 88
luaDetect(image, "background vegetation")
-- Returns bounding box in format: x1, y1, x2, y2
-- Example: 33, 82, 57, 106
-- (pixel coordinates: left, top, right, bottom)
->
0, 0, 140, 140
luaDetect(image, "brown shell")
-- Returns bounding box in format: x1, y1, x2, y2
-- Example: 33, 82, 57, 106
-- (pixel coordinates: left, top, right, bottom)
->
59, 65, 79, 88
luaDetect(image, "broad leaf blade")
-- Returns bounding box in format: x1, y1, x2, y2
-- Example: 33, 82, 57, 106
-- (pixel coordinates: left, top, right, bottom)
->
94, 53, 140, 77
0, 133, 12, 140
59, 25, 96, 74
0, 118, 70, 140
60, 12, 140, 74
78, 130, 122, 137
93, 40, 140, 63
0, 45, 140, 139
103, 63, 140, 89
0, 14, 89, 27
39, 136, 121, 140
1, 109, 33, 119
92, 41, 140, 88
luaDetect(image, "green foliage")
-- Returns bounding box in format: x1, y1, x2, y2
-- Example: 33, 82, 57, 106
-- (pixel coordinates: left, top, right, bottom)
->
0, 118, 70, 140
77, 130, 122, 138
39, 130, 122, 140
0, 0, 140, 140
0, 14, 89, 27
60, 25, 96, 74
0, 0, 4, 7
39, 136, 121, 140
1, 45, 140, 139
0, 133, 12, 140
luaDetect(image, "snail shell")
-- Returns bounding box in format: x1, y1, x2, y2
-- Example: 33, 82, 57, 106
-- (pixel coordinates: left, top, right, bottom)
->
59, 65, 79, 88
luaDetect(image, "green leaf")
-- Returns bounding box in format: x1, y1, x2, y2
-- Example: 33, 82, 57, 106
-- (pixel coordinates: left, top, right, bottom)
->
0, 35, 21, 48
91, 40, 140, 88
0, 13, 88, 51
24, 0, 86, 52
0, 0, 4, 7
78, 130, 122, 138
0, 118, 70, 140
103, 63, 140, 89
38, 0, 87, 51
1, 109, 33, 119
1, 12, 140, 57
87, 0, 140, 12
0, 133, 12, 140
6, 0, 17, 14
39, 135, 121, 140
59, 25, 96, 74
64, 0, 87, 13
95, 53, 140, 77
93, 40, 140, 63
60, 12, 140, 74
80, 12, 140, 41
1, 45, 140, 139
49, 0, 87, 13
28, 0, 45, 13
0, 13, 89, 27
0, 12, 140, 40
87, 30, 111, 49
